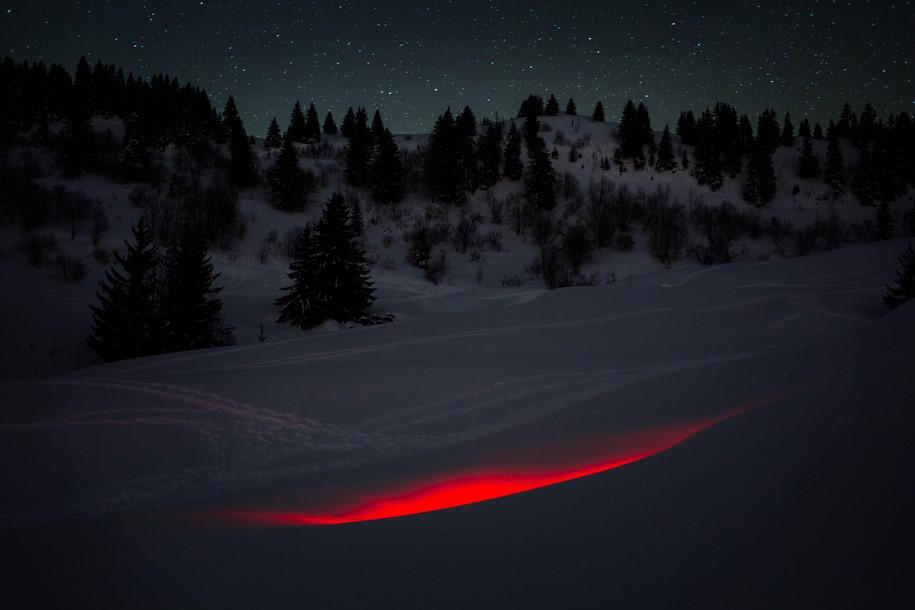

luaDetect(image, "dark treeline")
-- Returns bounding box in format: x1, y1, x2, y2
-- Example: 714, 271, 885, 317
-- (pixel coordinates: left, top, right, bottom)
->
1, 55, 223, 154
4, 56, 915, 297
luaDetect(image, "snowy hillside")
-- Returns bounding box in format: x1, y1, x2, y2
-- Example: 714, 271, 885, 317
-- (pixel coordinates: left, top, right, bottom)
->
2, 105, 914, 608
2, 236, 913, 607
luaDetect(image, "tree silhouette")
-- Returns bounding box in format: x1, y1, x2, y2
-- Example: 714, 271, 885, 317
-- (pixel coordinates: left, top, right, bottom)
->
88, 217, 160, 361
264, 116, 282, 150
883, 242, 915, 310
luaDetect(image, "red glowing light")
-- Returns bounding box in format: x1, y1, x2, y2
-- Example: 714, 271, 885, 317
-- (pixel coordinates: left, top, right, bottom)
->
220, 395, 783, 527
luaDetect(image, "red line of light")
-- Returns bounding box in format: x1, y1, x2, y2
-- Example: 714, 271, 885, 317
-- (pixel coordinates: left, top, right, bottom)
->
220, 395, 783, 527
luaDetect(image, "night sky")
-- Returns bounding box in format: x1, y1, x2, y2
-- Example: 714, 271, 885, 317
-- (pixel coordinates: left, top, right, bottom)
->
2, 1, 913, 135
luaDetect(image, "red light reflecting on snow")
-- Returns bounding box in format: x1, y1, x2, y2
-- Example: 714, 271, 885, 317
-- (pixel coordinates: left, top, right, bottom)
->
221, 394, 781, 527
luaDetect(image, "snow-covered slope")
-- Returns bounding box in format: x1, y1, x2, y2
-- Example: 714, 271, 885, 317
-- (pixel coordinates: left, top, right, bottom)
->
1, 114, 913, 607
2, 237, 913, 607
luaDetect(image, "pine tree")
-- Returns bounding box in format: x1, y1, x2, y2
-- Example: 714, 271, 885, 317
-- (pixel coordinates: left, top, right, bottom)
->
798, 118, 811, 140
545, 94, 560, 116
288, 101, 308, 142
275, 225, 324, 328
617, 100, 641, 159
224, 96, 256, 188
756, 108, 781, 154
424, 108, 462, 202
524, 135, 556, 211
856, 102, 878, 147
323, 111, 337, 134
798, 135, 820, 178
477, 119, 503, 188
781, 112, 795, 146
88, 217, 160, 361
344, 107, 371, 186
305, 102, 321, 141
743, 142, 776, 207
369, 127, 404, 205
370, 109, 385, 142
655, 124, 675, 172
503, 120, 523, 180
693, 109, 723, 190
518, 94, 544, 118
813, 123, 824, 140
837, 102, 855, 138
592, 101, 605, 122
269, 131, 310, 211
312, 193, 375, 322
676, 110, 697, 145
340, 107, 356, 138
455, 105, 478, 191
264, 116, 282, 150
636, 102, 655, 153
882, 242, 915, 310
565, 98, 577, 116
160, 226, 232, 352
825, 128, 845, 197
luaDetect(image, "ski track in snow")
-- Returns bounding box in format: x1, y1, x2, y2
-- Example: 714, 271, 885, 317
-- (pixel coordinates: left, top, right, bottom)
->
0, 345, 788, 526
138, 293, 825, 376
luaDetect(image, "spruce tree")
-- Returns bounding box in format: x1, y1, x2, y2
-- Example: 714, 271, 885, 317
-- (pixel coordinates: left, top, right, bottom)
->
813, 122, 824, 139
693, 109, 723, 190
798, 118, 811, 140
305, 102, 322, 141
503, 120, 523, 180
264, 116, 283, 150
882, 242, 915, 310
288, 100, 307, 142
756, 108, 781, 154
344, 107, 371, 186
524, 135, 556, 211
424, 108, 462, 202
323, 111, 337, 134
798, 135, 820, 178
592, 101, 605, 122
477, 119, 504, 188
456, 106, 478, 191
565, 98, 577, 115
825, 128, 845, 197
836, 102, 856, 138
676, 110, 697, 145
545, 94, 560, 116
224, 96, 256, 188
275, 225, 324, 328
340, 106, 356, 138
88, 217, 160, 361
369, 128, 404, 205
617, 100, 641, 159
160, 226, 232, 352
655, 124, 675, 172
781, 112, 795, 146
370, 109, 385, 142
312, 193, 375, 322
636, 102, 655, 153
269, 131, 309, 211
